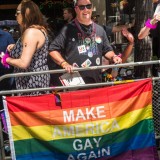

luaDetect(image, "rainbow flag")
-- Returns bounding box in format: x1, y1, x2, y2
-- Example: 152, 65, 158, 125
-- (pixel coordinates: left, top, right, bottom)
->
3, 79, 159, 160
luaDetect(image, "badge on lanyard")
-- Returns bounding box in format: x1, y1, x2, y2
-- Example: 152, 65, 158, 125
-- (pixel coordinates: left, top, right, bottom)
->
88, 52, 93, 58
86, 46, 90, 50
96, 57, 100, 65
78, 45, 86, 54
73, 63, 79, 68
72, 38, 75, 42
81, 59, 92, 67
85, 37, 91, 44
95, 36, 102, 44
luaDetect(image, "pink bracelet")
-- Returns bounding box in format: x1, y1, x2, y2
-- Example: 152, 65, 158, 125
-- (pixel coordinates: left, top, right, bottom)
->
145, 19, 157, 29
117, 53, 122, 58
1, 52, 10, 68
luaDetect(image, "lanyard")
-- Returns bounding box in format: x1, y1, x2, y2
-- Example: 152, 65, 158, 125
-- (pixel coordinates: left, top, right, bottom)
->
74, 19, 96, 38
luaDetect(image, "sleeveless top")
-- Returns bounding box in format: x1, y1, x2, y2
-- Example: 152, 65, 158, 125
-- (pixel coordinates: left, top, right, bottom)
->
10, 30, 50, 95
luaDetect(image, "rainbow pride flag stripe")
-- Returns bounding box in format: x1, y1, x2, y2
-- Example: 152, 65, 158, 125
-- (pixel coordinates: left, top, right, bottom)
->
4, 79, 159, 160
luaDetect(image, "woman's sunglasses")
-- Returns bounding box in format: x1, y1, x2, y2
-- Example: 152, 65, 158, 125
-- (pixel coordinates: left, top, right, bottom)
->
15, 10, 21, 16
76, 4, 92, 10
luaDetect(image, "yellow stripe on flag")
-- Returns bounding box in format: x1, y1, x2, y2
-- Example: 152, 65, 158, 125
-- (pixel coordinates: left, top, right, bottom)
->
12, 105, 152, 141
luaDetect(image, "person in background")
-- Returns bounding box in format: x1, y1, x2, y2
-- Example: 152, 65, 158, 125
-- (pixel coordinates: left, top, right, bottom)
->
118, 28, 134, 63
138, 1, 160, 76
2, 26, 10, 32
0, 27, 15, 153
0, 28, 15, 85
138, 1, 160, 151
91, 11, 100, 24
63, 7, 76, 23
91, 11, 134, 80
1, 0, 50, 95
102, 28, 134, 80
0, 28, 15, 110
103, 22, 134, 37
91, 11, 135, 37
49, 0, 122, 84
0, 28, 15, 54
138, 7, 160, 40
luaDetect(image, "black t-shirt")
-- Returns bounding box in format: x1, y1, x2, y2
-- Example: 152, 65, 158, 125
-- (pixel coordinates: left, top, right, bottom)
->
102, 25, 113, 37
49, 20, 113, 83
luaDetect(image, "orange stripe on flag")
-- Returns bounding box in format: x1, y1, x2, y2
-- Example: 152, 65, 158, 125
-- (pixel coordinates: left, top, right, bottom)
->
10, 91, 151, 126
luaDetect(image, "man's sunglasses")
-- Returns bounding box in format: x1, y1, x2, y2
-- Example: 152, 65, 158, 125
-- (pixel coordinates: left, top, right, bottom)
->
76, 4, 92, 10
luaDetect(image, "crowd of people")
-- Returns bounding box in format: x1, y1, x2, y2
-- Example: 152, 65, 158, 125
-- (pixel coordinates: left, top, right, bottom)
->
0, 0, 160, 158
0, 0, 159, 95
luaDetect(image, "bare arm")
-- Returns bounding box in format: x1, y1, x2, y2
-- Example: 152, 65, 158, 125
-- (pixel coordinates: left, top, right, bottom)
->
122, 44, 134, 63
49, 50, 66, 66
104, 51, 115, 60
112, 20, 135, 33
49, 50, 73, 73
138, 15, 160, 39
6, 28, 46, 69
112, 24, 131, 33
103, 50, 122, 78
138, 26, 151, 39
104, 51, 122, 64
121, 29, 134, 63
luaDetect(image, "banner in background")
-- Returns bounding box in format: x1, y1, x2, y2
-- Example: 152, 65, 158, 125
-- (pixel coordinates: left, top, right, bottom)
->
3, 79, 159, 160
0, 20, 18, 26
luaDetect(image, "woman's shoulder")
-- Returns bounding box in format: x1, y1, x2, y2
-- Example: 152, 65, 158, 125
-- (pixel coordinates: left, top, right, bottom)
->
24, 27, 47, 37
26, 26, 42, 32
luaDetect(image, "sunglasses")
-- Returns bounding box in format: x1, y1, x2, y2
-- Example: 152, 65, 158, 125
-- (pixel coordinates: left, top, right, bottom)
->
77, 4, 92, 10
15, 10, 21, 16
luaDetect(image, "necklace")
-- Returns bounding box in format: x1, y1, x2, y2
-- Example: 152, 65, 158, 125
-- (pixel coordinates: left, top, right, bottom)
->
74, 19, 96, 38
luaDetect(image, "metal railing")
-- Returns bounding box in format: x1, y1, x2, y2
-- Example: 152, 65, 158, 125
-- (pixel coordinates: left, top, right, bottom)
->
0, 60, 160, 95
0, 60, 160, 159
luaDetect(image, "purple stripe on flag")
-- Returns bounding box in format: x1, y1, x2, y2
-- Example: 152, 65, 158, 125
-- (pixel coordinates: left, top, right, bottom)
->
97, 146, 159, 160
